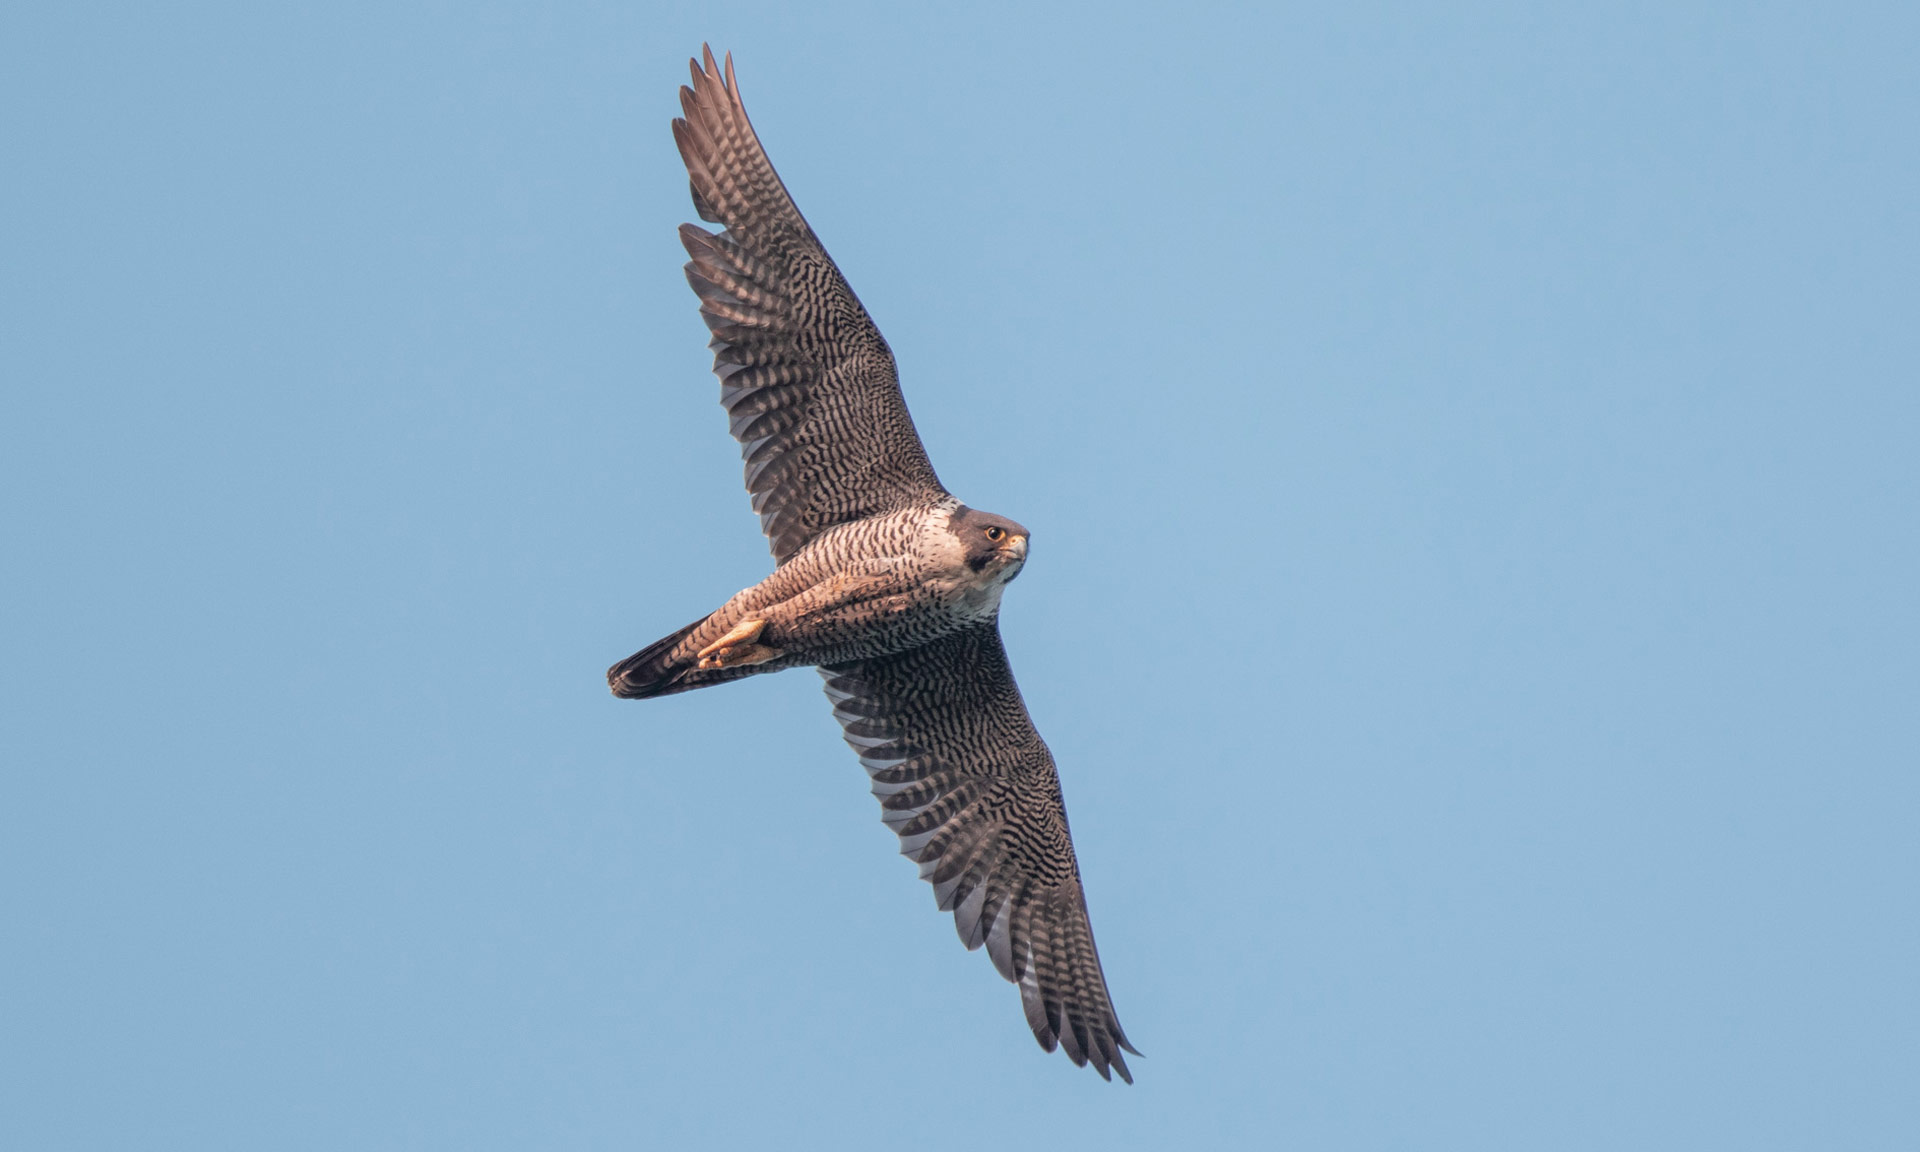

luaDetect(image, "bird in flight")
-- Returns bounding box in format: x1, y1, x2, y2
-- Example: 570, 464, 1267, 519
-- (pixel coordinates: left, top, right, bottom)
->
608, 46, 1138, 1083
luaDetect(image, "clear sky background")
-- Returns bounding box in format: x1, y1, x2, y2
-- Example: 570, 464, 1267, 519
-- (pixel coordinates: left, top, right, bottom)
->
4, 2, 1915, 1148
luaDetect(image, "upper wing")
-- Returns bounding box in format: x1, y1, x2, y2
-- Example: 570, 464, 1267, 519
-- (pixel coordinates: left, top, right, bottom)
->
673, 48, 947, 563
820, 623, 1139, 1082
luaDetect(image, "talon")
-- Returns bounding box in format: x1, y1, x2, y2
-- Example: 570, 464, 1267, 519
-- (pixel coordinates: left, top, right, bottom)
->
695, 618, 782, 669
699, 618, 767, 658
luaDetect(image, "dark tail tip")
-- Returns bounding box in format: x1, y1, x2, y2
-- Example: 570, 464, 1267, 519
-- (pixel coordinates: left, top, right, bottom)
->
607, 619, 704, 699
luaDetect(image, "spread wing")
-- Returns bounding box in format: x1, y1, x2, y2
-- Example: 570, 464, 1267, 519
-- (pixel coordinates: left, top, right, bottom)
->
820, 624, 1139, 1082
673, 48, 947, 563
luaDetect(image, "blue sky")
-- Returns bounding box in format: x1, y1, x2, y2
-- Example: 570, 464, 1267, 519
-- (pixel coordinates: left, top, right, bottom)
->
3, 2, 1915, 1148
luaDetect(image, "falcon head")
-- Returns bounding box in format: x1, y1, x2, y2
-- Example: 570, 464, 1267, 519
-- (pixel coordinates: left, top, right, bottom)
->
949, 506, 1030, 584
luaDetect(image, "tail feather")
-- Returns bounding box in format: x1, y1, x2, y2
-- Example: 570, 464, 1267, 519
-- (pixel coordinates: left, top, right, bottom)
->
607, 616, 773, 699
607, 619, 703, 698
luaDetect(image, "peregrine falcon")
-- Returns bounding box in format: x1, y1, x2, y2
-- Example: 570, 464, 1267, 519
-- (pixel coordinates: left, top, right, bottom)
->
608, 47, 1138, 1083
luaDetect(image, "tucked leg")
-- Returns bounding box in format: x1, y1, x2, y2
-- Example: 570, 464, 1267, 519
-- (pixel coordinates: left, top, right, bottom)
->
695, 618, 783, 669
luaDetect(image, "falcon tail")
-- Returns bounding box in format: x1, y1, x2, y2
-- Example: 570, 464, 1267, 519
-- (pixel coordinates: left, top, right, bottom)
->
607, 617, 769, 699
607, 619, 702, 698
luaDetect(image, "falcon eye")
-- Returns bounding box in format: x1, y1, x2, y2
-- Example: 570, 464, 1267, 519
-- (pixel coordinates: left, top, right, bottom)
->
984, 526, 1005, 543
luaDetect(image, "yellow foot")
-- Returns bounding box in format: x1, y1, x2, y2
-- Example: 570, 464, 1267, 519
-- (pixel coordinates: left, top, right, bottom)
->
695, 618, 782, 670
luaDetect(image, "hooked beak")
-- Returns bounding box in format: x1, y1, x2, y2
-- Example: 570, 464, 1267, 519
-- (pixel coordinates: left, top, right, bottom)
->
996, 534, 1029, 581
